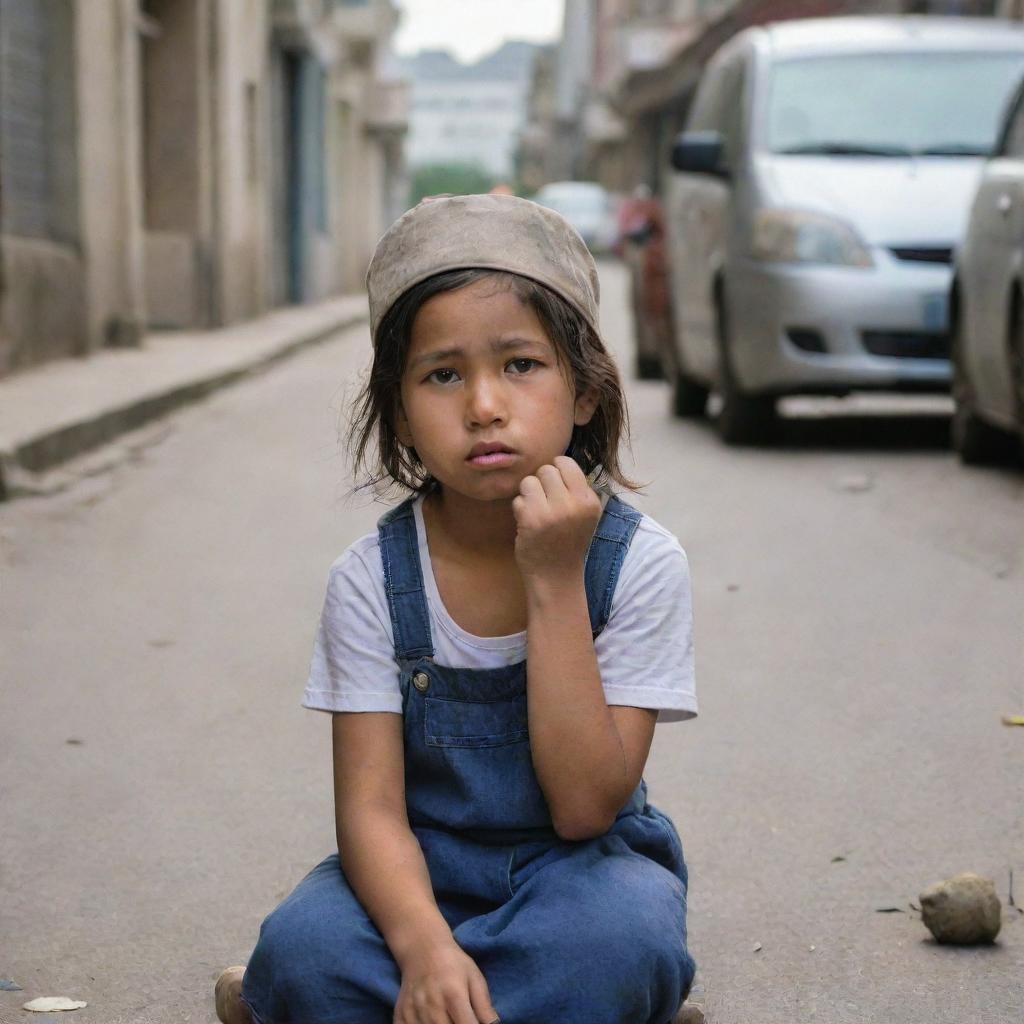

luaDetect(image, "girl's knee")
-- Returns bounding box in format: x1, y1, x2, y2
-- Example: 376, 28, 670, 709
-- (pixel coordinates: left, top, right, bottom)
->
576, 860, 692, 983
242, 862, 397, 1021
244, 910, 395, 1024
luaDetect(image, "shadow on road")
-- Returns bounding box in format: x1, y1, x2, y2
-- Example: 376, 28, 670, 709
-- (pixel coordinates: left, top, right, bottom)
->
675, 404, 1024, 467
774, 412, 953, 452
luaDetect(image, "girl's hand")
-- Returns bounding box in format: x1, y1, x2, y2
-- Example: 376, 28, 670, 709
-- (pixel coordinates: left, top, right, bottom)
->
512, 456, 603, 583
394, 940, 499, 1024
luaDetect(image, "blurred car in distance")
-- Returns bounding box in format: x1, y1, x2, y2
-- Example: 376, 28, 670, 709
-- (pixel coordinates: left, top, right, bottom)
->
950, 78, 1024, 465
533, 181, 620, 255
664, 16, 1024, 445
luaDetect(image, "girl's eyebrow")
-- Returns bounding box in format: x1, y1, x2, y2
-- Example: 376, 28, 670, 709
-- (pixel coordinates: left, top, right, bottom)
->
409, 336, 548, 371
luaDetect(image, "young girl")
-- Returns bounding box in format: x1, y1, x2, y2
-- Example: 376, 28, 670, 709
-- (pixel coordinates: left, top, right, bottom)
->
216, 194, 699, 1024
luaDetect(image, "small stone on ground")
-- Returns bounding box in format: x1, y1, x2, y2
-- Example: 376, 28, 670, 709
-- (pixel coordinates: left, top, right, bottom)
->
919, 871, 1002, 944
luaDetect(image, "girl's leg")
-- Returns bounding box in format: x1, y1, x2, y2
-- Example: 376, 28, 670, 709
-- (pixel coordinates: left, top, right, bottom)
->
454, 836, 696, 1024
238, 854, 400, 1024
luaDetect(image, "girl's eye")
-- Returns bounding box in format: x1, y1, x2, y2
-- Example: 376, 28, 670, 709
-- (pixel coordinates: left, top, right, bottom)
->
426, 368, 460, 384
507, 358, 539, 375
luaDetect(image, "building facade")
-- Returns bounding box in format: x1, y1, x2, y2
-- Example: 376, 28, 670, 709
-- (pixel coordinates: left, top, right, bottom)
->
0, 0, 407, 377
516, 45, 557, 193
401, 42, 537, 181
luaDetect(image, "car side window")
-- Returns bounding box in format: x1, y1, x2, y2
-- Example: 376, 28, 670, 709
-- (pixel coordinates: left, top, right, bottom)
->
1000, 90, 1024, 159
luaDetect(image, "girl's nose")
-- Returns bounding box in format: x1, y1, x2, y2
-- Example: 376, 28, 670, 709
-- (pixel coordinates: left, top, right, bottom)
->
464, 375, 507, 427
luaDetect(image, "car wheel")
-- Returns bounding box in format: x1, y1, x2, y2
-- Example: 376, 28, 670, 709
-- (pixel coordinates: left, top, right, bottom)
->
951, 399, 1006, 465
950, 309, 1008, 465
672, 369, 709, 417
629, 268, 664, 381
635, 352, 665, 381
715, 296, 777, 445
664, 310, 707, 418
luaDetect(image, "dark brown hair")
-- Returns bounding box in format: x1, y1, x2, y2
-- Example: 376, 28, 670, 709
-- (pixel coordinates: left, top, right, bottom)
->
349, 269, 638, 495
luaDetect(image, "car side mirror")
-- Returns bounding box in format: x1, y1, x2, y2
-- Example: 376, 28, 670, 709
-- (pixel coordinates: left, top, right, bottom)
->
671, 131, 729, 179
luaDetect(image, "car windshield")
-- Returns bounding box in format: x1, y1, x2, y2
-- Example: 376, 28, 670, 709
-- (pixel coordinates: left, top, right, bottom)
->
767, 52, 1024, 157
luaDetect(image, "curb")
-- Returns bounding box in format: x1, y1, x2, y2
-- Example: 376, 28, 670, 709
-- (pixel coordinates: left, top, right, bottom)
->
0, 308, 367, 502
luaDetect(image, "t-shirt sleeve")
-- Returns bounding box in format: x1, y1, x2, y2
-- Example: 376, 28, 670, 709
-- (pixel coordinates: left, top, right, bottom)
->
594, 520, 697, 723
302, 540, 403, 714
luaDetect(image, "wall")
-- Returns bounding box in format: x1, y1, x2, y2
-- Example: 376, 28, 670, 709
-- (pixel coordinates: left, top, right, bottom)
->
0, 0, 406, 376
140, 0, 211, 327
213, 0, 272, 323
0, 0, 90, 374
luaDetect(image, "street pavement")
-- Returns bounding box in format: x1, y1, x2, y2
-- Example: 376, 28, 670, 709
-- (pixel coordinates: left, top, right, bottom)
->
1, 262, 1022, 1024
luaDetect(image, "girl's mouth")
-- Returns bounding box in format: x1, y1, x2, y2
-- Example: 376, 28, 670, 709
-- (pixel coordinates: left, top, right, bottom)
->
467, 442, 517, 467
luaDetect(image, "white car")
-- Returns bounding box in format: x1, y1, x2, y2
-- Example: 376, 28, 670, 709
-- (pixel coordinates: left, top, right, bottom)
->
533, 181, 619, 255
666, 16, 1024, 445
951, 79, 1024, 465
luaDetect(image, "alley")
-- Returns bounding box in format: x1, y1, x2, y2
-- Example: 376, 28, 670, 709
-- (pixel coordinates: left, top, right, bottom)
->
1, 262, 1022, 1024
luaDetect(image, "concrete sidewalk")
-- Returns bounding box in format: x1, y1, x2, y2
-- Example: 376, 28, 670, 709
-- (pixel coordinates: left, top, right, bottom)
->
0, 294, 368, 500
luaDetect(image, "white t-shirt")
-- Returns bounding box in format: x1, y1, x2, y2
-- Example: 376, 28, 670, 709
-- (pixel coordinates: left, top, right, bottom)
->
303, 496, 697, 723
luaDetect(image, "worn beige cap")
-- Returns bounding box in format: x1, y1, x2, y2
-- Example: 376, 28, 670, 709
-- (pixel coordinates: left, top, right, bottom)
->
365, 193, 600, 341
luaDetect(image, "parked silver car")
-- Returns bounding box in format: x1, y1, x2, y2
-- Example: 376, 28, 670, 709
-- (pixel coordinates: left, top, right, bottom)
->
951, 79, 1024, 464
665, 16, 1024, 444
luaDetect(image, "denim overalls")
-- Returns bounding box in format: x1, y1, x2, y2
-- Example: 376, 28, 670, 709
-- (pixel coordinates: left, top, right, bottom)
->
242, 496, 696, 1024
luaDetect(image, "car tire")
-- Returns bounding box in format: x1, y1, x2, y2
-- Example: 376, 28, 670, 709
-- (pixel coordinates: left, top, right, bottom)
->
951, 399, 1007, 465
664, 308, 708, 418
950, 309, 1009, 465
635, 352, 665, 381
715, 296, 777, 446
629, 265, 664, 381
672, 370, 709, 417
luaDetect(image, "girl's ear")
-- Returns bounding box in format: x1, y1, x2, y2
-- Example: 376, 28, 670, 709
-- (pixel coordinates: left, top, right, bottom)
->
574, 385, 600, 427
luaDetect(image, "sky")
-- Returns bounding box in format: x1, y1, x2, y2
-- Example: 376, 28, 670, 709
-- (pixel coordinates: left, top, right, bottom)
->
393, 0, 565, 64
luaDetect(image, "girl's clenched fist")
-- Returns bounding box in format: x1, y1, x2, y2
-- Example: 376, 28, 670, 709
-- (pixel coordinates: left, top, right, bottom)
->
512, 456, 603, 582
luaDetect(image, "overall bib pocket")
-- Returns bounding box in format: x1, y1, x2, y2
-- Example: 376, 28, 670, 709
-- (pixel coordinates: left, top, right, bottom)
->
424, 694, 529, 748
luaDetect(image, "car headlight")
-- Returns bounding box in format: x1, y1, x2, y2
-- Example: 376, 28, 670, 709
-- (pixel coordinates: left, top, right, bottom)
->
751, 209, 873, 268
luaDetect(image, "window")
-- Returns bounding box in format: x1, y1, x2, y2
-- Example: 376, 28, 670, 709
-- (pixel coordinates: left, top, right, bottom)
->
0, 3, 50, 237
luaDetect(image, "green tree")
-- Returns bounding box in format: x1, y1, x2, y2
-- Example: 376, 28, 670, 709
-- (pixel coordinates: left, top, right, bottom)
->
409, 163, 496, 206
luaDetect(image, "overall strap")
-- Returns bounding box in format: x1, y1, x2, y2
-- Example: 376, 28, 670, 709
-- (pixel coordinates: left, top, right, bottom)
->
584, 495, 643, 637
377, 499, 435, 661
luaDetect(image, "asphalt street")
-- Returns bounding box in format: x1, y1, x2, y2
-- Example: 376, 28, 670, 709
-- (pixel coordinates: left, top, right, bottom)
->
2, 261, 1022, 1024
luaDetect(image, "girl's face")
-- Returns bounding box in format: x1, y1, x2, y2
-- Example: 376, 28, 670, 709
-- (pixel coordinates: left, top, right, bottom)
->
396, 278, 598, 505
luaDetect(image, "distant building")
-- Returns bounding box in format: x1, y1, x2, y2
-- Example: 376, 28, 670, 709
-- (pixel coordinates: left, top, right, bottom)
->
0, 0, 408, 377
516, 45, 558, 193
400, 42, 538, 179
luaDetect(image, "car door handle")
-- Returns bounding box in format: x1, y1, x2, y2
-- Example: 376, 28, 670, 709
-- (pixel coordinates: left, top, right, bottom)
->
997, 193, 1012, 216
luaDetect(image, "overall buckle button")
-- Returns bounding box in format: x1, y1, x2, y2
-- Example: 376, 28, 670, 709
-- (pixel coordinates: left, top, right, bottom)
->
412, 671, 430, 693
